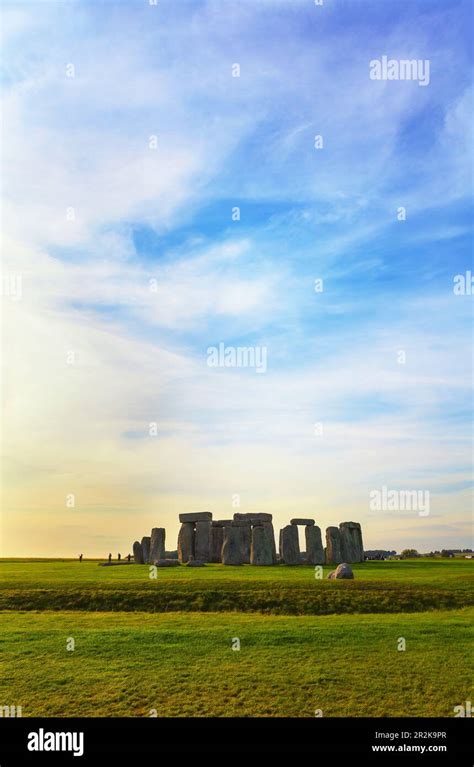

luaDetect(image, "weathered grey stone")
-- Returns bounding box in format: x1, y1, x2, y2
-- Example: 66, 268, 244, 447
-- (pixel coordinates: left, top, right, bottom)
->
179, 511, 212, 523
165, 550, 178, 559
328, 562, 354, 579
98, 561, 134, 566
234, 512, 272, 523
241, 524, 251, 563
325, 527, 343, 564
211, 520, 233, 527
290, 518, 315, 526
222, 526, 244, 565
179, 511, 212, 524
194, 521, 211, 562
141, 536, 151, 564
186, 559, 206, 567
354, 523, 364, 560
210, 525, 224, 563
339, 521, 364, 563
231, 519, 252, 527
263, 521, 277, 563
250, 525, 273, 565
154, 558, 180, 567
305, 525, 325, 564
150, 528, 166, 563
279, 525, 300, 565
355, 523, 364, 552
178, 522, 195, 563
133, 540, 144, 564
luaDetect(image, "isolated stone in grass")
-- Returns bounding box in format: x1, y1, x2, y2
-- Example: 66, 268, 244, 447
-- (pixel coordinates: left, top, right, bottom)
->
98, 561, 134, 566
154, 559, 180, 567
328, 563, 354, 579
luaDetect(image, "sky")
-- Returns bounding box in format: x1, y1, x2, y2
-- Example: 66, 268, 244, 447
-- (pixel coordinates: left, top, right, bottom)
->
1, 0, 473, 557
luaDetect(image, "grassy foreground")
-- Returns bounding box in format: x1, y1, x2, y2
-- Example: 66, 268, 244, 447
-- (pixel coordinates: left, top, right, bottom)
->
0, 609, 472, 717
1, 558, 472, 614
0, 559, 472, 716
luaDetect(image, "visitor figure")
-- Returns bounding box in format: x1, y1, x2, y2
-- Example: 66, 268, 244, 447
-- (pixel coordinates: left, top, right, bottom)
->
108, 553, 112, 563
118, 553, 121, 561
79, 554, 83, 562
127, 553, 131, 562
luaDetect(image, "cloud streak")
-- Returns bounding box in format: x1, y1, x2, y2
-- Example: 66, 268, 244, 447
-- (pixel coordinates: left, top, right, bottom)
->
1, 0, 472, 556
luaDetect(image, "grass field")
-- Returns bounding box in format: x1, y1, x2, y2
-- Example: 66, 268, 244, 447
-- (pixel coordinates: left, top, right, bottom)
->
1, 558, 472, 613
0, 559, 472, 717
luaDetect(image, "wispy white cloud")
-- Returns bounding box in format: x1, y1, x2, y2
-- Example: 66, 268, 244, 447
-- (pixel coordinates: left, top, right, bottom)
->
1, 0, 472, 556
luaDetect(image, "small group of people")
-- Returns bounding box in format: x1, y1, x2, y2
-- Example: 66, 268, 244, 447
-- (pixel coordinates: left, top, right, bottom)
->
78, 553, 132, 562
107, 553, 132, 562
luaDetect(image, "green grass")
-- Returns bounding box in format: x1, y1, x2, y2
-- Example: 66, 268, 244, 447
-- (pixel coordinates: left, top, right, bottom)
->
1, 559, 472, 716
0, 609, 472, 717
1, 558, 472, 614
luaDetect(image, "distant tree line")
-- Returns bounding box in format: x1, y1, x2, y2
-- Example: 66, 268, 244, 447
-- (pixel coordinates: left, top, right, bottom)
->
397, 549, 472, 559
364, 550, 396, 560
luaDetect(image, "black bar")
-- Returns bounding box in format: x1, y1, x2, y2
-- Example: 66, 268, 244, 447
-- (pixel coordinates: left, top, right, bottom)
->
0, 717, 471, 763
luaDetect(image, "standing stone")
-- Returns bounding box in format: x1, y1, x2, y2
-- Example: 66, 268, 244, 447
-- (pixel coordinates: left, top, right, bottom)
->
222, 526, 244, 565
150, 528, 166, 563
339, 521, 364, 563
141, 536, 151, 564
346, 522, 364, 562
211, 520, 233, 527
279, 525, 300, 565
178, 522, 195, 563
250, 525, 273, 565
210, 525, 224, 563
326, 526, 343, 564
195, 521, 211, 562
339, 522, 357, 563
263, 522, 277, 563
179, 512, 212, 523
133, 540, 144, 564
305, 525, 324, 565
240, 524, 251, 563
355, 524, 364, 561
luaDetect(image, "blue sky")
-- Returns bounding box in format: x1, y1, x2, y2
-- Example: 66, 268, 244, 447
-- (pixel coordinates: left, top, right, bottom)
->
1, 0, 473, 556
